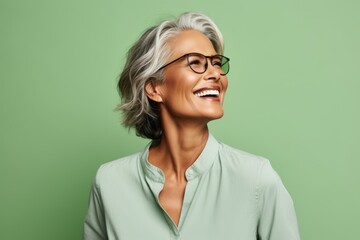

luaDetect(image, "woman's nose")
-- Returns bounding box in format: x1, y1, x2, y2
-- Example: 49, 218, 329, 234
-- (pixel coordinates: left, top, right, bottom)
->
204, 62, 221, 81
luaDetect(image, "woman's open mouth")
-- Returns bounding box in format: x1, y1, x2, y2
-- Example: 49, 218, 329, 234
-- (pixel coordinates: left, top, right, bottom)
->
194, 89, 220, 97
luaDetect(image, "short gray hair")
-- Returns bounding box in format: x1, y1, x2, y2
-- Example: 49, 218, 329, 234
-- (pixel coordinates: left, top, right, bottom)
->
117, 12, 225, 139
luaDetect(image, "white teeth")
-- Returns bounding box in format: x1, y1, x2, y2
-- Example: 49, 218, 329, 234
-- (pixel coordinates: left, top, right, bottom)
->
194, 89, 220, 97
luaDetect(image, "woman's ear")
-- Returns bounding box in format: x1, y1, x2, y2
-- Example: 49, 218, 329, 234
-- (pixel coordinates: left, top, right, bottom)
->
145, 79, 163, 103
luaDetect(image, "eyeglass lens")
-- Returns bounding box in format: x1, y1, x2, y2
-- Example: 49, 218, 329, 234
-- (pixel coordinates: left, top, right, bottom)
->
187, 53, 229, 75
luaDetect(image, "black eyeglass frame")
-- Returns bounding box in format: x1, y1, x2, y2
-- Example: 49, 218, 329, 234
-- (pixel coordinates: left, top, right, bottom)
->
157, 52, 230, 76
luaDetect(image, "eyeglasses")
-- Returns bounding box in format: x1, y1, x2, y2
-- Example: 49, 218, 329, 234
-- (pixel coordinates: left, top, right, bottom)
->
158, 52, 230, 76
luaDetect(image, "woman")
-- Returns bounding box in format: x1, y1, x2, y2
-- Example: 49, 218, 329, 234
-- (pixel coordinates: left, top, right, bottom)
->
84, 12, 300, 240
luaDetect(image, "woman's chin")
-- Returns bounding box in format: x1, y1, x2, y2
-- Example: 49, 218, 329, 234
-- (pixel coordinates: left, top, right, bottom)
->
203, 110, 225, 121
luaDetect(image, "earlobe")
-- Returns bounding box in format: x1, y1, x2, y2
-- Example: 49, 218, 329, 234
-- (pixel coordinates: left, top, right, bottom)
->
145, 79, 163, 103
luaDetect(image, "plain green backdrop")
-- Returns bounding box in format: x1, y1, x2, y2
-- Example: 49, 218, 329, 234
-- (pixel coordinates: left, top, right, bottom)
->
1, 0, 359, 239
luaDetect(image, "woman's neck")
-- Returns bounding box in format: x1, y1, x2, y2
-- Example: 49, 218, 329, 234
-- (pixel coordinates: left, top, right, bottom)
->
148, 120, 209, 182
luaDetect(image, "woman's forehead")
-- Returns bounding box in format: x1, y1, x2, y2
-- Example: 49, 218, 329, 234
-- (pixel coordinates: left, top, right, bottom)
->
167, 30, 217, 57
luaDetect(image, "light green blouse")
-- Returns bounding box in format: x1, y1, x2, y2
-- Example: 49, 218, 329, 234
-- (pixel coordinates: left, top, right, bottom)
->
83, 134, 300, 240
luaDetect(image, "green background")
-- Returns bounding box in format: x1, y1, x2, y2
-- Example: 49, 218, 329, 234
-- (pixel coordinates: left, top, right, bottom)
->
1, 0, 359, 239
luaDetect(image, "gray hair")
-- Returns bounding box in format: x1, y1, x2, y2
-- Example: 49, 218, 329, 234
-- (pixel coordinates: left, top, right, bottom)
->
117, 12, 225, 139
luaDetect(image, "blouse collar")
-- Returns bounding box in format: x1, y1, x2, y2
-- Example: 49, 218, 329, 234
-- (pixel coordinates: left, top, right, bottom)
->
140, 134, 219, 183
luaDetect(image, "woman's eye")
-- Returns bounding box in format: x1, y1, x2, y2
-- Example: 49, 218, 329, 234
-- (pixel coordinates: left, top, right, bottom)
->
212, 56, 223, 67
189, 59, 202, 65
213, 61, 222, 67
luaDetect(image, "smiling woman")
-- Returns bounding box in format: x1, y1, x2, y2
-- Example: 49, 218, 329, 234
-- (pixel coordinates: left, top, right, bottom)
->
145, 29, 228, 124
83, 12, 300, 240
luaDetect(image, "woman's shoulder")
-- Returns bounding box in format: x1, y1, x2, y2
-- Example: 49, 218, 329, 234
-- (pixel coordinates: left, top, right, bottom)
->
218, 141, 270, 168
217, 141, 285, 190
94, 151, 142, 185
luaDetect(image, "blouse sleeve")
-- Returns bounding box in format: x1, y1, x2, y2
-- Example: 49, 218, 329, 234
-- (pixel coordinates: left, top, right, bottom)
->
83, 178, 108, 240
256, 159, 301, 240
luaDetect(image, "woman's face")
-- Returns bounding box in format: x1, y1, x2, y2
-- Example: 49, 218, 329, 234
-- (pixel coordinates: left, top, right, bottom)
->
152, 29, 228, 123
